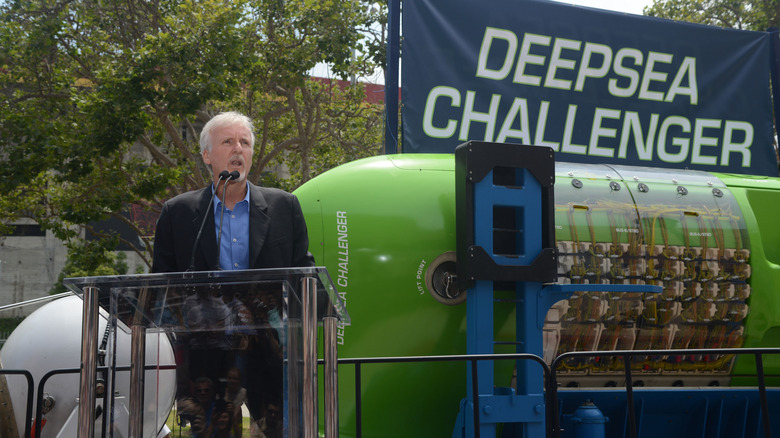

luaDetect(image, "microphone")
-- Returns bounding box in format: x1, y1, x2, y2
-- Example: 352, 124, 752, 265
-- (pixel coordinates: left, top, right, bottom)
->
215, 170, 241, 269
188, 171, 230, 271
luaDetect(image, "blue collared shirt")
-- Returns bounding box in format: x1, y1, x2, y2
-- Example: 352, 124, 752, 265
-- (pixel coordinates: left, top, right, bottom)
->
212, 182, 250, 270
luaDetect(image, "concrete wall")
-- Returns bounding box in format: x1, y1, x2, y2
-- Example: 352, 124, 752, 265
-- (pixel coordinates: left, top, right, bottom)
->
0, 220, 147, 319
0, 222, 67, 318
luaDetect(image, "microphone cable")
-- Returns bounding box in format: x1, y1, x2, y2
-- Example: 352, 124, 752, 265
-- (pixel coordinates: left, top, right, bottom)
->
187, 170, 230, 271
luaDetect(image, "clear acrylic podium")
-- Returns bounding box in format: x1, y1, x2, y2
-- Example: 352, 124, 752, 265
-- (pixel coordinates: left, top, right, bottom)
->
63, 267, 349, 438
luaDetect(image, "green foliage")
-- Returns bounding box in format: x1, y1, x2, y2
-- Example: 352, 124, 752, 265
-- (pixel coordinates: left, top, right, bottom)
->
645, 0, 780, 30
261, 78, 384, 191
0, 0, 384, 277
49, 238, 130, 294
0, 317, 24, 338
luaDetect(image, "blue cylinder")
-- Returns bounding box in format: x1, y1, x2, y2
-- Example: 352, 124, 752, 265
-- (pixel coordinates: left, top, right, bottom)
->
570, 400, 608, 438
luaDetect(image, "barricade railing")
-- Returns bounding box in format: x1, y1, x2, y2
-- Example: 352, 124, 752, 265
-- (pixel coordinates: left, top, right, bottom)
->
13, 348, 780, 437
549, 347, 780, 438
330, 347, 780, 438
28, 364, 176, 438
331, 353, 551, 438
0, 369, 34, 438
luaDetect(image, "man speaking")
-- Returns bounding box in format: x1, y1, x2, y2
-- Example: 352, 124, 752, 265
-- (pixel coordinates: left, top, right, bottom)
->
152, 111, 314, 273
151, 111, 315, 436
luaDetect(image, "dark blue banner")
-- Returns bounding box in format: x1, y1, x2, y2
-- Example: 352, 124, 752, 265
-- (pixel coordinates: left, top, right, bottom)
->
401, 0, 778, 175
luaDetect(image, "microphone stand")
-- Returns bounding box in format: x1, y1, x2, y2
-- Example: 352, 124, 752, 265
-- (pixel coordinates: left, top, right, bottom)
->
187, 170, 230, 271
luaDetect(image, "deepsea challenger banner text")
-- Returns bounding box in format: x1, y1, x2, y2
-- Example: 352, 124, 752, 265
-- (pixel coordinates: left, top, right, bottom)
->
401, 0, 777, 175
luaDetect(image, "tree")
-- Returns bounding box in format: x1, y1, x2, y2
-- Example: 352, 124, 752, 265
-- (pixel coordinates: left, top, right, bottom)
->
48, 238, 134, 294
644, 0, 780, 30
0, 0, 385, 278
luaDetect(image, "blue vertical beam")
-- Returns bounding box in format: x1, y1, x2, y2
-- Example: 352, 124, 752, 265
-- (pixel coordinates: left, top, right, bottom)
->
515, 281, 547, 438
466, 279, 497, 438
512, 168, 546, 406
384, 0, 400, 154
455, 142, 556, 438
467, 174, 499, 438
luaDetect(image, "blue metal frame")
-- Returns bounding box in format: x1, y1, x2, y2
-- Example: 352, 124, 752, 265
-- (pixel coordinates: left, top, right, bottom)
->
468, 166, 548, 438
454, 142, 661, 438
550, 349, 780, 438
384, 0, 400, 154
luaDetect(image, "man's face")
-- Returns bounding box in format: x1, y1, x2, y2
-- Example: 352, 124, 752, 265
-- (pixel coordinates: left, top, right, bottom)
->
265, 403, 281, 428
217, 411, 231, 429
226, 370, 241, 391
202, 123, 253, 182
195, 381, 214, 404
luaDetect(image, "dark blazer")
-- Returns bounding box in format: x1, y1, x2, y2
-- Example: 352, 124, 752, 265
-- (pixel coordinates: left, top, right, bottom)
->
152, 182, 315, 272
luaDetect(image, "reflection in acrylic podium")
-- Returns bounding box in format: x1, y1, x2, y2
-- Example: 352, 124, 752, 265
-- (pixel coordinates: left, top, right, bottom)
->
62, 267, 349, 438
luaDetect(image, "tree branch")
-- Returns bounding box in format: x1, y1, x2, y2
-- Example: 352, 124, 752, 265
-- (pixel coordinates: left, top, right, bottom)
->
154, 107, 207, 185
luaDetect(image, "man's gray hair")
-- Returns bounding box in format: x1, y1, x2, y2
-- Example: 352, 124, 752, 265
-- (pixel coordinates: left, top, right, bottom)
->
199, 111, 255, 154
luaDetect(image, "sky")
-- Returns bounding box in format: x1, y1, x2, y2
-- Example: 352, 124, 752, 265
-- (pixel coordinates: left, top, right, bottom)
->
551, 0, 654, 15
